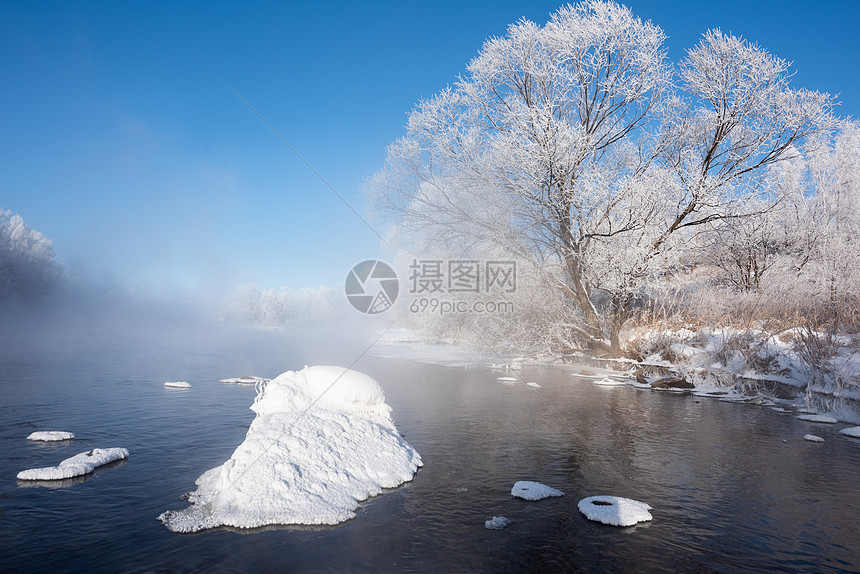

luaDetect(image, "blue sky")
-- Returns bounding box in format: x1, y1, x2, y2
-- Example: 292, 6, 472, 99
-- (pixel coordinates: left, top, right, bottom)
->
2, 0, 858, 297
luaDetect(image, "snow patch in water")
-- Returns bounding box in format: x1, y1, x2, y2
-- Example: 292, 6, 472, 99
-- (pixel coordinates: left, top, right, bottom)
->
578, 495, 652, 527
593, 377, 625, 386
511, 481, 563, 501
17, 448, 128, 480
27, 431, 74, 441
484, 516, 510, 530
164, 381, 192, 389
220, 376, 270, 385
797, 414, 838, 423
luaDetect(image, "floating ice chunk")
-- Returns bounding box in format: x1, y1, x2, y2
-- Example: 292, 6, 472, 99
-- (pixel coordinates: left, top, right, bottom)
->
17, 448, 129, 480
771, 407, 790, 413
797, 414, 838, 424
27, 431, 74, 441
839, 426, 860, 438
804, 434, 824, 442
158, 365, 422, 533
578, 495, 652, 527
164, 381, 192, 389
594, 377, 625, 386
485, 516, 511, 530
511, 480, 564, 501
526, 382, 541, 389
497, 376, 518, 383
220, 376, 270, 385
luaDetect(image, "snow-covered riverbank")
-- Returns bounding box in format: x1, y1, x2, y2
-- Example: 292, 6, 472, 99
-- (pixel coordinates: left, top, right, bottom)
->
377, 326, 860, 424
621, 327, 860, 423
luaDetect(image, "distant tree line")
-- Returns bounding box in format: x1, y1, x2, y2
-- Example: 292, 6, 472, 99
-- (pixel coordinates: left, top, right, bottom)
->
0, 209, 62, 302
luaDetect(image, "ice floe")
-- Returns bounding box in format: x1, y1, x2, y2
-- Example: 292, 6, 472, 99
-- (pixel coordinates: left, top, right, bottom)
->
17, 448, 129, 480
511, 481, 564, 501
164, 381, 192, 389
578, 495, 653, 527
804, 434, 824, 442
497, 376, 518, 383
484, 516, 511, 530
27, 431, 74, 441
526, 382, 541, 389
797, 414, 838, 424
839, 426, 860, 438
158, 365, 422, 532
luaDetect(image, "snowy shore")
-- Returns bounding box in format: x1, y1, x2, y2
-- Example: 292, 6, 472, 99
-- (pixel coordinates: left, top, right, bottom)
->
621, 327, 860, 423
376, 326, 860, 426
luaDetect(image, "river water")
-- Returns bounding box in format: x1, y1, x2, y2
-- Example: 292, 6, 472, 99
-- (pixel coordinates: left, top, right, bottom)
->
1, 329, 859, 573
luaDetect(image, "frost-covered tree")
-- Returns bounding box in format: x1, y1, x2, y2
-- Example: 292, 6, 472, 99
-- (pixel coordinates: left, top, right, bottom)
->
370, 1, 835, 354
220, 284, 346, 327
0, 209, 61, 301
766, 121, 860, 327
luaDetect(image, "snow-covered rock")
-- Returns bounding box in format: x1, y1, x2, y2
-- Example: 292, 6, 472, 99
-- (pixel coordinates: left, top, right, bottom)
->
17, 448, 128, 480
578, 495, 652, 526
26, 431, 74, 441
839, 426, 860, 438
511, 481, 564, 501
484, 516, 511, 530
158, 366, 422, 533
797, 414, 838, 423
804, 434, 824, 442
164, 381, 192, 389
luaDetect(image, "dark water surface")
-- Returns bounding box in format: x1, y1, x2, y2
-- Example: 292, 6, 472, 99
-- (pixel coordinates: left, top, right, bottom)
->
1, 331, 859, 573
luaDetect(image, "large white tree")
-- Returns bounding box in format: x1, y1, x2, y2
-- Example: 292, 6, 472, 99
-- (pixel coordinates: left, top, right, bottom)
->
371, 1, 835, 355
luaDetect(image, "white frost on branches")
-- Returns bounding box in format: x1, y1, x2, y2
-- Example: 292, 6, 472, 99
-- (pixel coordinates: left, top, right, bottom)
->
0, 209, 61, 301
369, 1, 837, 356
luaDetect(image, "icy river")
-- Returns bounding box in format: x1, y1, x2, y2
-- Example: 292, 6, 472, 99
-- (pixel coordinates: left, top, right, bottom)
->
1, 329, 859, 573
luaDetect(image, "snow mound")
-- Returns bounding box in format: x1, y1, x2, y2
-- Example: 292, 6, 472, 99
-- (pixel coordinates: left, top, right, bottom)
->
485, 516, 511, 530
511, 481, 564, 501
839, 426, 860, 438
578, 495, 652, 527
158, 365, 422, 533
797, 414, 838, 423
804, 434, 824, 442
220, 376, 270, 385
164, 381, 192, 389
27, 431, 74, 441
526, 382, 541, 389
17, 448, 129, 480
